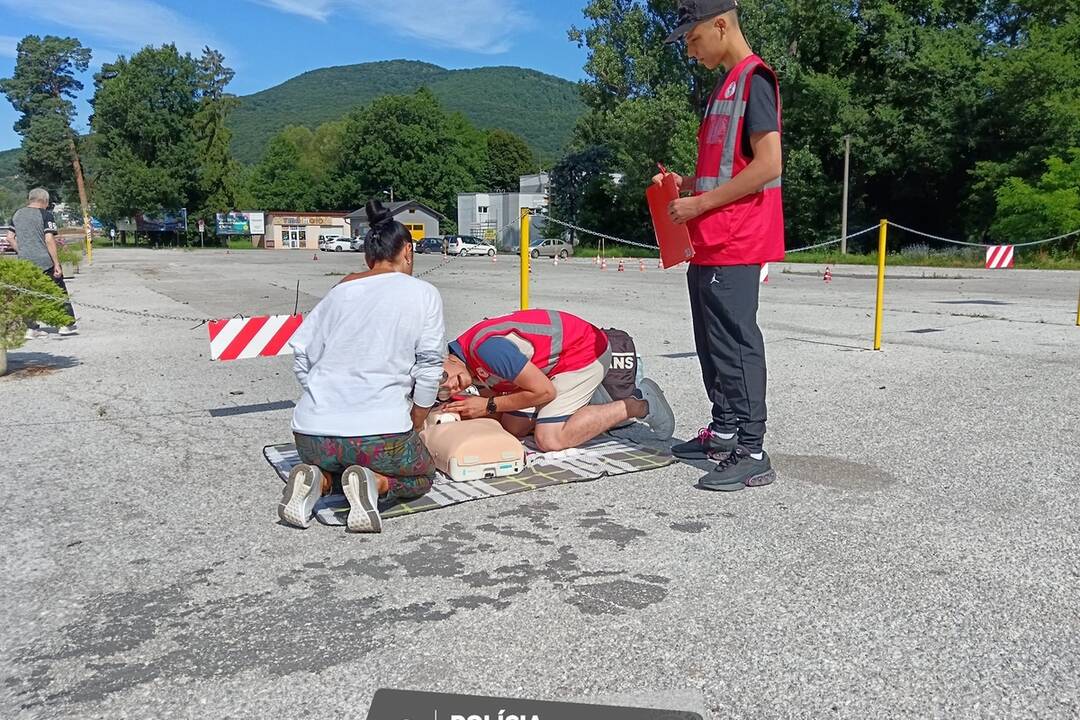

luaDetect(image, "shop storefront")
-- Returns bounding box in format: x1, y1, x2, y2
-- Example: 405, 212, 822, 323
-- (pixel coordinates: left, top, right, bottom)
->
262, 213, 351, 250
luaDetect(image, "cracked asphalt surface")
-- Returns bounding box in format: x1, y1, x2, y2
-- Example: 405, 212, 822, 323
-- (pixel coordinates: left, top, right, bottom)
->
1, 248, 1077, 719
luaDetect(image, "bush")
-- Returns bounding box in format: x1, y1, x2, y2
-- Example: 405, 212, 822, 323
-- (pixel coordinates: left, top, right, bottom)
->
0, 258, 74, 349
56, 238, 84, 273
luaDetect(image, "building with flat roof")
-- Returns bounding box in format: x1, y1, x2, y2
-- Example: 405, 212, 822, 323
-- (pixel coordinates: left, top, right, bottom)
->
346, 201, 445, 241
262, 212, 351, 250
457, 174, 550, 250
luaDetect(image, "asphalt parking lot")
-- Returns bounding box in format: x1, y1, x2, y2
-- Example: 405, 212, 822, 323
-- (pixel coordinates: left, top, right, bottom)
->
2, 247, 1078, 719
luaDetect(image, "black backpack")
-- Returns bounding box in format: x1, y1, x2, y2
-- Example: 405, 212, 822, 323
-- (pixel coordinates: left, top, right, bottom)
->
600, 328, 639, 401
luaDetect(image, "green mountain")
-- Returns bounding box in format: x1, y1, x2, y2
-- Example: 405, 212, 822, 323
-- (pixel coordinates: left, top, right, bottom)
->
227, 60, 584, 165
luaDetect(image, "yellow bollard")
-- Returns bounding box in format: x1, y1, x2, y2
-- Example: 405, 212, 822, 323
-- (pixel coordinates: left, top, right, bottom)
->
83, 213, 93, 265
519, 207, 531, 310
873, 219, 888, 351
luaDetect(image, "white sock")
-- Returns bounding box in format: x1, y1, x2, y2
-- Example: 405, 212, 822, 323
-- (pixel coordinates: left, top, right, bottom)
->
750, 452, 764, 460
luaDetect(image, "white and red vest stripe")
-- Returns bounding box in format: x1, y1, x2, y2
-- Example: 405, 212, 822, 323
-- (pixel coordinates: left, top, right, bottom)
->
688, 53, 786, 266
455, 310, 609, 393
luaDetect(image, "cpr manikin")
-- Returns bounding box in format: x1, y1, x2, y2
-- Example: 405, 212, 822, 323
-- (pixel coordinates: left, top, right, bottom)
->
420, 404, 526, 483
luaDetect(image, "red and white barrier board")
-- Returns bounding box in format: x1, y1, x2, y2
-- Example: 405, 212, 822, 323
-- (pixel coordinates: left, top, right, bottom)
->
985, 245, 1015, 269
209, 314, 304, 361
759, 263, 770, 284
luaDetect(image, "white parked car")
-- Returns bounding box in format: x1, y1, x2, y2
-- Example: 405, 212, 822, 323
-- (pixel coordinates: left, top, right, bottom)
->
446, 235, 497, 257
325, 237, 352, 252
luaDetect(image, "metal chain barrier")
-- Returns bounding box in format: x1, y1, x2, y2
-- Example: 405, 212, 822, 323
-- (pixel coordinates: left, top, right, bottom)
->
0, 281, 213, 327
888, 222, 1080, 249
543, 215, 879, 255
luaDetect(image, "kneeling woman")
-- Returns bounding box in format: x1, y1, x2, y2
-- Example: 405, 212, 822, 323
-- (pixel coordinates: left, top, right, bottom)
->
278, 200, 445, 533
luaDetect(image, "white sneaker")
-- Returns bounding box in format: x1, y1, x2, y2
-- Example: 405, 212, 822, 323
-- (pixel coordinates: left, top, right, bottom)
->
341, 465, 383, 533
24, 328, 47, 340
57, 325, 78, 336
637, 378, 676, 440
277, 463, 323, 529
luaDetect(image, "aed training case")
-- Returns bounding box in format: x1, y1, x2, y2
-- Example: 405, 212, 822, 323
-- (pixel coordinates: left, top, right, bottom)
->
420, 416, 526, 483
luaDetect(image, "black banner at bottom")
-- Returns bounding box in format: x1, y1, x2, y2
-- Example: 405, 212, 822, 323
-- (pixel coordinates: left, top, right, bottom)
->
367, 689, 703, 720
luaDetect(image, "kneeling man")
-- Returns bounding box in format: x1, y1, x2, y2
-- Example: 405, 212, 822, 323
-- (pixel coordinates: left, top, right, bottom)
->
441, 309, 674, 452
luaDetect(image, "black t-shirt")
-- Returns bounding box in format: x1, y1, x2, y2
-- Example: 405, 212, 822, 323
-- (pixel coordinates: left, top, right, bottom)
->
717, 66, 780, 158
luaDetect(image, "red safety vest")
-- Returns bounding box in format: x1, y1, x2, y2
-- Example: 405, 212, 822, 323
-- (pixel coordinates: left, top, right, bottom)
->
455, 310, 609, 393
688, 54, 785, 266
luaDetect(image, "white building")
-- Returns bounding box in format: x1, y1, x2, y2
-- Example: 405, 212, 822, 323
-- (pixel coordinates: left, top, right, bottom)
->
458, 173, 551, 250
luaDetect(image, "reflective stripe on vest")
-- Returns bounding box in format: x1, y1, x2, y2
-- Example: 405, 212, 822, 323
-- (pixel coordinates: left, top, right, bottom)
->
467, 309, 564, 375
695, 58, 783, 193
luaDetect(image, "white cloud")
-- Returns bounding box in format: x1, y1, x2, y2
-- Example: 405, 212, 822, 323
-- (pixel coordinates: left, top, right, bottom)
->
251, 0, 333, 21
250, 0, 530, 54
0, 0, 225, 56
0, 35, 20, 58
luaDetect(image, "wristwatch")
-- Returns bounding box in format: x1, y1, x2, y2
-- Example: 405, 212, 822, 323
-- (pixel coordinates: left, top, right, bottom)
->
486, 397, 498, 415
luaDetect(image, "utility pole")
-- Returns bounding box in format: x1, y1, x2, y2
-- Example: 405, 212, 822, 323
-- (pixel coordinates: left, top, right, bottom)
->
841, 135, 851, 254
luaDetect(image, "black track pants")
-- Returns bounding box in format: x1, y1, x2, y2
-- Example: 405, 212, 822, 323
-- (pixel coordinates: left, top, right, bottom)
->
686, 264, 767, 452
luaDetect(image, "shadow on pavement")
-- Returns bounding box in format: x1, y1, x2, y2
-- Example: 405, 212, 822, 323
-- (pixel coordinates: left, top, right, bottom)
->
4, 352, 81, 379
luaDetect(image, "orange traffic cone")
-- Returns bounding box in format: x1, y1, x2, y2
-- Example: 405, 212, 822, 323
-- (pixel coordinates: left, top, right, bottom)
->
313, 252, 319, 262
639, 259, 646, 272
553, 255, 559, 267
600, 259, 608, 271
617, 259, 625, 272
491, 253, 497, 263
824, 266, 832, 284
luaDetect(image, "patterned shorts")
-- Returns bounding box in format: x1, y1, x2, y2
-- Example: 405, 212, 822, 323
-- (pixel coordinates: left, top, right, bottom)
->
293, 430, 436, 503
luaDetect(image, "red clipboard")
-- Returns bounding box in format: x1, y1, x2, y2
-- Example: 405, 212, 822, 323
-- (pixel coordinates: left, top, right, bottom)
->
646, 173, 695, 269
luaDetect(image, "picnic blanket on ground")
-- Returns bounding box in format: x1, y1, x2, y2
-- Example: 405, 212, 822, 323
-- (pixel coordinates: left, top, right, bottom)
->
264, 436, 675, 523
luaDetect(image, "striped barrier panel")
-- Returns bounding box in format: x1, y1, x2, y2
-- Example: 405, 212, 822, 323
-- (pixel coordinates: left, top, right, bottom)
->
985, 245, 1015, 269
209, 314, 304, 361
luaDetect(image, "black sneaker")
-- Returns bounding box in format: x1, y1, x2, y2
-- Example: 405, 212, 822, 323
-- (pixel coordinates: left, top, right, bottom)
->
672, 427, 737, 460
699, 448, 776, 491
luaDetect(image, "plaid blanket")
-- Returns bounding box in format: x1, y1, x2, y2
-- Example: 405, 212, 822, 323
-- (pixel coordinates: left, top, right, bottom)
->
264, 436, 674, 523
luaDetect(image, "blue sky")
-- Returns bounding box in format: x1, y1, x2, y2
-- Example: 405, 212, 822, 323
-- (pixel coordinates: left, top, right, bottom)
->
0, 0, 590, 150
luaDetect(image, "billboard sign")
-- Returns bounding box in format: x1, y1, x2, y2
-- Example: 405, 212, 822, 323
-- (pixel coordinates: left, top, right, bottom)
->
248, 212, 265, 235
216, 212, 250, 236
215, 212, 266, 235
136, 209, 188, 232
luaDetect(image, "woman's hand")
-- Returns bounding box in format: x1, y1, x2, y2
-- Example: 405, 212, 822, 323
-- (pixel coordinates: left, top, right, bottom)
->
441, 395, 490, 420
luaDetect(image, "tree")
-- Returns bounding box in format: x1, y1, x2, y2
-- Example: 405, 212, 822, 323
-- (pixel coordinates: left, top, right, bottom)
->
328, 89, 486, 217
90, 45, 202, 222
248, 128, 320, 211
567, 0, 1079, 248
192, 47, 243, 233
483, 129, 536, 192
547, 146, 614, 242
0, 35, 94, 252
991, 149, 1080, 250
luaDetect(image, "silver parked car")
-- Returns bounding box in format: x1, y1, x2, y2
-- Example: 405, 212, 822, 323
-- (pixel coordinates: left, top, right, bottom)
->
528, 238, 574, 259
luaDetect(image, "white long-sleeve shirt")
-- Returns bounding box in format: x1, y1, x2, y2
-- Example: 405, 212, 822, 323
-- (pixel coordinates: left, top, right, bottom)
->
289, 272, 445, 437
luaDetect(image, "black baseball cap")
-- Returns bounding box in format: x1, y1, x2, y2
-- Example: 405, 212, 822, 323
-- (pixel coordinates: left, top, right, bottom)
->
664, 0, 740, 44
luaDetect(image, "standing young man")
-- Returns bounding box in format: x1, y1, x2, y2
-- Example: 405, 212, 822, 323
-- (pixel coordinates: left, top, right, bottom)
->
7, 188, 77, 337
656, 0, 784, 490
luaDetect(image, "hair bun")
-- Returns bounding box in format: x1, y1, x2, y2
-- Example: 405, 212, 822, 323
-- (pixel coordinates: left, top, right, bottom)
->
365, 199, 393, 228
